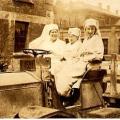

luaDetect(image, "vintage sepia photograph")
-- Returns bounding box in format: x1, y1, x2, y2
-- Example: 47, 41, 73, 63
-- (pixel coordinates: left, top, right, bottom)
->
0, 0, 120, 118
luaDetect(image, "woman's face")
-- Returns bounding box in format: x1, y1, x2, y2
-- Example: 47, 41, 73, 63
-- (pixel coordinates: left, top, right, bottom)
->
85, 25, 96, 38
49, 29, 59, 42
68, 34, 78, 44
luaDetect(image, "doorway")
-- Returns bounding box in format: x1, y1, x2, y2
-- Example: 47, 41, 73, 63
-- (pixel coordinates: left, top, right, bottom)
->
102, 38, 108, 55
14, 21, 29, 52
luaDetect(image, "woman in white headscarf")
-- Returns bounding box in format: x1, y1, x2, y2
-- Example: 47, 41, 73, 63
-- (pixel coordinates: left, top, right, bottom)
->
54, 28, 84, 105
29, 24, 66, 75
81, 18, 104, 62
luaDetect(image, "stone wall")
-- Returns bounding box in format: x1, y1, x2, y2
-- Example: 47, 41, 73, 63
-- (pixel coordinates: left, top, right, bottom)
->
0, 0, 53, 16
0, 0, 54, 59
0, 19, 9, 57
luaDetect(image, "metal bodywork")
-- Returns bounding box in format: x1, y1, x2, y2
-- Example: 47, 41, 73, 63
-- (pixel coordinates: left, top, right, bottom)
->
0, 50, 118, 118
0, 72, 43, 118
0, 51, 73, 118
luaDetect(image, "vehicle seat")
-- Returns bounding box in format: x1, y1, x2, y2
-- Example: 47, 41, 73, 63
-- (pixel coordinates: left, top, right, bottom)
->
80, 68, 107, 109
82, 69, 107, 82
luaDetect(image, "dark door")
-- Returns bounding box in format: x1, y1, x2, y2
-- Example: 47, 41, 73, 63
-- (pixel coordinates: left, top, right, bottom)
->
14, 21, 29, 52
102, 38, 108, 55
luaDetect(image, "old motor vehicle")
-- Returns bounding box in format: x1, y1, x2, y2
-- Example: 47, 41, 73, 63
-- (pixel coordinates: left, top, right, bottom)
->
1, 49, 120, 118
0, 49, 75, 118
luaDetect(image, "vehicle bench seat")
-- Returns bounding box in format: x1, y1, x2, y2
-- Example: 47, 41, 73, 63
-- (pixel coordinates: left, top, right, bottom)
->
85, 107, 120, 118
82, 69, 107, 82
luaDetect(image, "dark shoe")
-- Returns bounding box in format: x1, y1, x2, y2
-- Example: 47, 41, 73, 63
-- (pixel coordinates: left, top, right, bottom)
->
59, 88, 80, 107
70, 88, 80, 103
60, 96, 73, 107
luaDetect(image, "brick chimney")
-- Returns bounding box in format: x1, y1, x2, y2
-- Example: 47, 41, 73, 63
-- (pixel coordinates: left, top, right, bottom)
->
107, 5, 110, 11
98, 2, 102, 9
116, 10, 119, 15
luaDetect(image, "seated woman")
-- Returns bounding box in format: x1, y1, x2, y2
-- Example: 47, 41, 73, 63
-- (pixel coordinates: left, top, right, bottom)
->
81, 18, 104, 69
54, 27, 83, 106
29, 23, 66, 78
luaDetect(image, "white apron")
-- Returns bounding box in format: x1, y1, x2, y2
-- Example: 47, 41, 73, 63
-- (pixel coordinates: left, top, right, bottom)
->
38, 38, 66, 75
55, 35, 104, 96
54, 40, 85, 96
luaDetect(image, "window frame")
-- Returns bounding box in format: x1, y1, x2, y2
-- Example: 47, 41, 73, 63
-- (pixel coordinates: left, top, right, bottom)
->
14, 0, 34, 4
14, 21, 29, 52
102, 38, 108, 55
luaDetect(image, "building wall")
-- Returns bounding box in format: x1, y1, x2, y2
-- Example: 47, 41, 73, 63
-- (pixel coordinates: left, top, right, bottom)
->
54, 0, 120, 55
56, 13, 120, 55
0, 0, 54, 58
60, 26, 120, 55
101, 27, 120, 55
0, 0, 53, 16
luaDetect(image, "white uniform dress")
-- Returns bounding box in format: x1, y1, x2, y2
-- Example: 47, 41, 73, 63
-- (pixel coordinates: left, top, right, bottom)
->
29, 24, 66, 78
82, 35, 104, 62
54, 40, 84, 96
39, 38, 66, 75
55, 34, 104, 97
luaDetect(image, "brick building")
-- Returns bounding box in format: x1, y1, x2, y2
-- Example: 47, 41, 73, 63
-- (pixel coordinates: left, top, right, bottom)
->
0, 0, 54, 59
1, 0, 120, 59
54, 1, 120, 55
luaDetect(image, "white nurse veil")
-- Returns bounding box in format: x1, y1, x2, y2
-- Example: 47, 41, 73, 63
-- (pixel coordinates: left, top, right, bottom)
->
29, 24, 59, 49
84, 18, 101, 37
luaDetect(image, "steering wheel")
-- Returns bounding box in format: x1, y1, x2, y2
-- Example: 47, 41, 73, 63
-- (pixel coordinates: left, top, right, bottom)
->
23, 49, 51, 57
88, 58, 102, 64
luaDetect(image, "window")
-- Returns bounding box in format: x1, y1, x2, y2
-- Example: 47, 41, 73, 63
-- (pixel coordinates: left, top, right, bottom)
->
81, 38, 84, 43
14, 21, 29, 52
15, 0, 34, 4
45, 0, 53, 5
65, 38, 69, 44
20, 59, 35, 71
102, 38, 108, 54
119, 39, 120, 54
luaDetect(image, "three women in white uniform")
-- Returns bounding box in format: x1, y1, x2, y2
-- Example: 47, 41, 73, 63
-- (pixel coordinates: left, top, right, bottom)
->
29, 19, 104, 106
